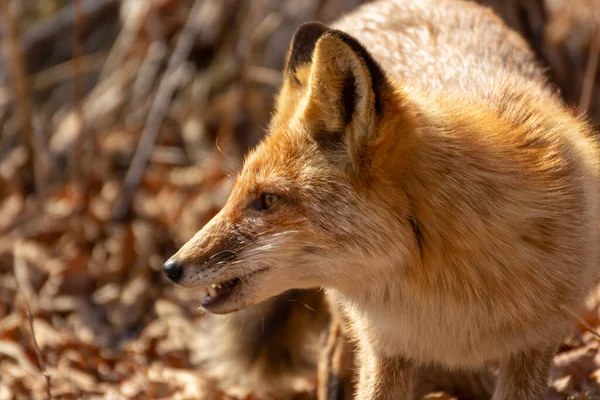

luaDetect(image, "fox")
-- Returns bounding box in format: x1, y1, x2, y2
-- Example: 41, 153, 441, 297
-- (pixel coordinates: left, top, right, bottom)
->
163, 0, 600, 398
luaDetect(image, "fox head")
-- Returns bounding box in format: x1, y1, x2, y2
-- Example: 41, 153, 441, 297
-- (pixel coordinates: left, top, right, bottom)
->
163, 22, 421, 314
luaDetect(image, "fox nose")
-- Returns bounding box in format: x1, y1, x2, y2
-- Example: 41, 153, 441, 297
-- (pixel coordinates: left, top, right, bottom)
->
163, 259, 183, 283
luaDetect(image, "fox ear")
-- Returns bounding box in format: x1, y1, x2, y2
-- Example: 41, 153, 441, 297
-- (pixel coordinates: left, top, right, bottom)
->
272, 22, 330, 126
303, 30, 391, 168
284, 22, 330, 87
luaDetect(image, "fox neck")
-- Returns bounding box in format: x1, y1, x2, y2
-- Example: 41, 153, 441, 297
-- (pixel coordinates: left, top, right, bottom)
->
318, 93, 485, 333
325, 203, 421, 311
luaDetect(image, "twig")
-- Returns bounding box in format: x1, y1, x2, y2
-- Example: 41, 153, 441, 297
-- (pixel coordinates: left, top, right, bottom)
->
26, 307, 51, 400
98, 0, 149, 80
561, 304, 600, 342
31, 115, 48, 202
0, 52, 107, 97
245, 66, 282, 87
0, 0, 35, 186
31, 52, 107, 91
13, 241, 51, 400
11, 0, 118, 59
112, 0, 212, 220
131, 42, 168, 106
151, 145, 188, 165
249, 12, 282, 45
579, 23, 600, 114
72, 0, 89, 200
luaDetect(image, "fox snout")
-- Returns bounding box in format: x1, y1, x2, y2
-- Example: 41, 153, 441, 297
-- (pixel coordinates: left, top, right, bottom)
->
162, 245, 237, 284
162, 212, 240, 284
162, 259, 183, 283
161, 209, 277, 314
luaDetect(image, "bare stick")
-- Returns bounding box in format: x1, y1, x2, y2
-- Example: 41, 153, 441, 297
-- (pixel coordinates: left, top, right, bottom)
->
0, 52, 107, 95
31, 115, 48, 202
31, 52, 107, 91
579, 24, 600, 114
112, 0, 210, 220
99, 0, 149, 80
72, 0, 90, 203
13, 242, 51, 400
18, 0, 118, 58
0, 0, 35, 182
26, 307, 51, 400
560, 305, 600, 342
73, 0, 86, 165
245, 66, 282, 87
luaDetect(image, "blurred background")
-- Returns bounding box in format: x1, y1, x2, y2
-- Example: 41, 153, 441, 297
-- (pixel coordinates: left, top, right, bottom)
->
1, 0, 600, 399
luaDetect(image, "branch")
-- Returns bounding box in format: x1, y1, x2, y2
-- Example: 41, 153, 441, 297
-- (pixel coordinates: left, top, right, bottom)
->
580, 23, 600, 114
0, 0, 35, 182
112, 0, 215, 220
26, 307, 51, 400
13, 241, 51, 400
72, 0, 90, 202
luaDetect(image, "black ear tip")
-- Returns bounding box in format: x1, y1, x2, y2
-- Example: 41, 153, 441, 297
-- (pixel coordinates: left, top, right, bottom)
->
295, 21, 330, 35
286, 21, 331, 75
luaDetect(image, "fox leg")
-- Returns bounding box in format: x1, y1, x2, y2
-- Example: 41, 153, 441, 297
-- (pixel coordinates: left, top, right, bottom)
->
356, 350, 414, 400
491, 342, 557, 400
317, 304, 355, 400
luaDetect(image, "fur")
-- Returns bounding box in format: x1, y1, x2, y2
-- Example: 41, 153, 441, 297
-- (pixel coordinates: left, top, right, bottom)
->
193, 290, 328, 399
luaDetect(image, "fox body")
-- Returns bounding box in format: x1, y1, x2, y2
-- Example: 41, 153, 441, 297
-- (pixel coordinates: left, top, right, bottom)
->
164, 0, 600, 398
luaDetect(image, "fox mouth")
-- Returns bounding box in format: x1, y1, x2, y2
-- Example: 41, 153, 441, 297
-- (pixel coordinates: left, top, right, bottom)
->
196, 267, 268, 312
199, 277, 241, 309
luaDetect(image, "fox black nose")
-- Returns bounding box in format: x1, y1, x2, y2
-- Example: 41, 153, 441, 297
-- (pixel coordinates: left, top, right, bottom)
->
163, 260, 183, 283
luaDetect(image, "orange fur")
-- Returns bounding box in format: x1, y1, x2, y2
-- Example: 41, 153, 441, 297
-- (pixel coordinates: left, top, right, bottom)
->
165, 0, 600, 399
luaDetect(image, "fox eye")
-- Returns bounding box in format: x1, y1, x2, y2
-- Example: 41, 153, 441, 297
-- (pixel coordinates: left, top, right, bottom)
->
252, 193, 280, 211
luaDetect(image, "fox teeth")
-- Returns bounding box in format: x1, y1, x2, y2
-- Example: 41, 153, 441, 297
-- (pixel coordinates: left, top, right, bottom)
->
207, 284, 218, 298
199, 286, 209, 298
211, 283, 222, 289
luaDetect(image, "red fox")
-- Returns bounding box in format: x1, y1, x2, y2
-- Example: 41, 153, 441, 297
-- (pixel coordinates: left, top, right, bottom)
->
164, 0, 600, 398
